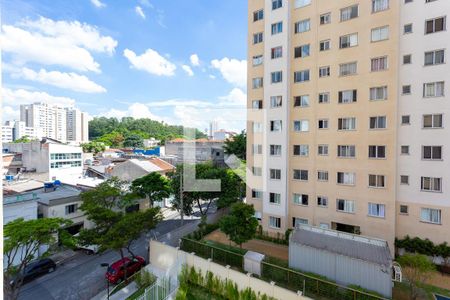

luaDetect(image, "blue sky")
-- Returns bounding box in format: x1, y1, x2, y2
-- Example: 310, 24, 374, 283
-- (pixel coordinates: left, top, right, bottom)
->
1, 0, 248, 133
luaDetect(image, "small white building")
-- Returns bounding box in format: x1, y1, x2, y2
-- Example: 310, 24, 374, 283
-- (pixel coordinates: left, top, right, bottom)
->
3, 192, 39, 225
143, 138, 161, 148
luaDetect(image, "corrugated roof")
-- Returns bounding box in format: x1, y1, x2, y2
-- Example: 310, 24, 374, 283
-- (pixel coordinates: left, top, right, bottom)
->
290, 226, 392, 266
147, 157, 174, 171
129, 159, 162, 173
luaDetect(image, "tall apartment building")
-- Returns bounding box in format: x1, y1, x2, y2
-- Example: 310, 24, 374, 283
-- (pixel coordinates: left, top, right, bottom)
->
1, 121, 44, 142
247, 0, 449, 250
66, 108, 90, 144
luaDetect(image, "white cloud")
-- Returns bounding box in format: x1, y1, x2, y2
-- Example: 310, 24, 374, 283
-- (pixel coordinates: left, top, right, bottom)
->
1, 106, 20, 122
90, 0, 106, 8
2, 88, 76, 107
135, 6, 146, 19
218, 88, 246, 106
123, 48, 176, 76
1, 17, 117, 73
190, 54, 200, 66
182, 65, 194, 77
14, 67, 106, 93
211, 57, 247, 88
139, 0, 153, 8
100, 103, 163, 122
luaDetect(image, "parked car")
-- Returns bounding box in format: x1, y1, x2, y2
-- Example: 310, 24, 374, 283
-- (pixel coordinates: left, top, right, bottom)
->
105, 256, 146, 284
10, 258, 56, 285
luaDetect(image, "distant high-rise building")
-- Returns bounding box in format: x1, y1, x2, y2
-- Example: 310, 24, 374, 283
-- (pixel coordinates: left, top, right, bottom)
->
209, 120, 219, 139
1, 121, 43, 143
66, 108, 90, 143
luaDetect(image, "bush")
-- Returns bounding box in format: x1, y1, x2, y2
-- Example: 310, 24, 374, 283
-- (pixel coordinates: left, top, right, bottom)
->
135, 269, 156, 289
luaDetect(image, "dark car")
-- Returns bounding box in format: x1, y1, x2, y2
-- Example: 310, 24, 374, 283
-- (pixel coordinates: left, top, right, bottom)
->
11, 258, 56, 285
105, 256, 145, 284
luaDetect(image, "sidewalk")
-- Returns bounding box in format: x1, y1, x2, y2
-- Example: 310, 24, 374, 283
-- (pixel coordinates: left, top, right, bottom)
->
50, 249, 78, 266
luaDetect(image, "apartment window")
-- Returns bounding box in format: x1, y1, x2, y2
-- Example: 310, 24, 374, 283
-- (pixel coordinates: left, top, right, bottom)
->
270, 144, 282, 156
369, 175, 386, 188
271, 46, 283, 59
369, 145, 386, 159
319, 66, 330, 78
403, 54, 412, 64
423, 114, 443, 128
425, 17, 446, 34
294, 95, 309, 107
318, 119, 329, 129
370, 116, 387, 129
402, 85, 411, 95
293, 218, 308, 228
340, 5, 358, 22
337, 172, 356, 185
252, 122, 263, 133
400, 175, 409, 185
317, 196, 328, 207
270, 169, 281, 180
372, 0, 389, 12
337, 199, 355, 213
293, 169, 308, 181
371, 56, 388, 71
337, 145, 356, 158
252, 55, 263, 66
252, 167, 262, 176
404, 23, 413, 34
425, 50, 445, 66
319, 40, 330, 51
271, 22, 283, 35
252, 100, 263, 109
371, 26, 389, 42
270, 120, 282, 132
252, 189, 263, 199
423, 81, 445, 97
293, 145, 309, 156
401, 145, 410, 155
339, 62, 357, 76
253, 32, 263, 44
320, 13, 331, 25
338, 117, 356, 130
370, 86, 388, 101
368, 203, 386, 218
294, 120, 309, 132
65, 204, 78, 215
295, 0, 311, 8
294, 44, 310, 58
253, 9, 264, 22
422, 146, 442, 160
293, 193, 308, 206
271, 71, 283, 84
269, 193, 281, 204
270, 96, 282, 108
269, 216, 281, 229
421, 208, 441, 224
318, 171, 329, 182
318, 92, 330, 103
272, 0, 282, 10
318, 145, 329, 156
294, 70, 310, 83
401, 115, 411, 125
252, 77, 263, 89
400, 205, 408, 214
252, 144, 262, 155
295, 19, 310, 33
340, 33, 358, 48
338, 90, 357, 103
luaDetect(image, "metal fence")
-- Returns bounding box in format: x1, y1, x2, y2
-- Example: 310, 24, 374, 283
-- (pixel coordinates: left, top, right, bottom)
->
180, 238, 389, 300
134, 277, 173, 300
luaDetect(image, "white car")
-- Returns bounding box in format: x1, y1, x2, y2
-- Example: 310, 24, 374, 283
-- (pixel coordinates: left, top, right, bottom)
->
74, 233, 100, 255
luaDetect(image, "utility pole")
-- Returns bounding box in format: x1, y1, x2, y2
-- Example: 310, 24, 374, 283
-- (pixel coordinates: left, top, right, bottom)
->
180, 168, 184, 226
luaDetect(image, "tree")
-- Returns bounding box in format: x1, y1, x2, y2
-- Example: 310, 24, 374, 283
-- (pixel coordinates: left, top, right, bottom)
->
223, 130, 246, 161
169, 163, 241, 217
81, 141, 106, 154
96, 131, 125, 148
130, 172, 171, 207
397, 254, 436, 300
123, 134, 144, 149
13, 135, 39, 143
3, 218, 72, 300
219, 203, 258, 248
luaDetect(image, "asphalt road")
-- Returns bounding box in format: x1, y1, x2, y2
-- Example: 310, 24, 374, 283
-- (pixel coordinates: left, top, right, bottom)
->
18, 216, 197, 300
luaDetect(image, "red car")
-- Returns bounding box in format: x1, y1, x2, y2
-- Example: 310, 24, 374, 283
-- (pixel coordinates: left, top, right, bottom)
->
105, 256, 146, 284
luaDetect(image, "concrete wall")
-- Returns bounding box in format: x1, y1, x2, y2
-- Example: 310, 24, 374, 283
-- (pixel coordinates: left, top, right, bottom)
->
3, 200, 38, 224
149, 240, 309, 300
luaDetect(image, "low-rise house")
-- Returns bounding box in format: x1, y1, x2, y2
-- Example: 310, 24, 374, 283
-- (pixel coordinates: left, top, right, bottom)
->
165, 138, 225, 166
143, 138, 160, 148
107, 158, 175, 182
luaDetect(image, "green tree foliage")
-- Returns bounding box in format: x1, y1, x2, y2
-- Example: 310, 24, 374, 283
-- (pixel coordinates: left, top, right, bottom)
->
13, 135, 39, 143
223, 130, 246, 161
80, 141, 106, 154
3, 218, 72, 300
169, 163, 241, 216
130, 172, 171, 207
123, 133, 144, 149
219, 202, 258, 248
96, 131, 125, 148
397, 254, 436, 300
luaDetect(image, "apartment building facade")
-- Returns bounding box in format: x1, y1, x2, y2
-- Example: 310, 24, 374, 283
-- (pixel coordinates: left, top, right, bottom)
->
247, 0, 448, 250
66, 108, 90, 144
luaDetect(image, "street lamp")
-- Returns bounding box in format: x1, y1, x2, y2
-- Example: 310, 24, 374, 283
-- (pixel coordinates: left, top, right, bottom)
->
100, 263, 110, 300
